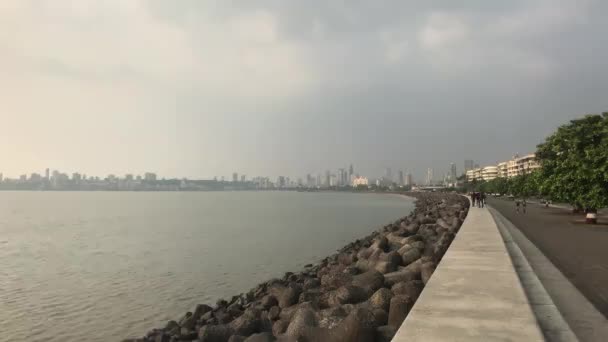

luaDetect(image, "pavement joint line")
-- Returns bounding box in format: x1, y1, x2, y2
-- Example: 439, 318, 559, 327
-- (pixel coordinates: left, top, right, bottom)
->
489, 206, 580, 342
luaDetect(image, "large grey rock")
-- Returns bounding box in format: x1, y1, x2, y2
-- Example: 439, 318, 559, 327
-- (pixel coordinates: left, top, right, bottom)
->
376, 325, 397, 342
388, 295, 413, 328
421, 261, 436, 284
228, 335, 246, 342
351, 270, 384, 294
230, 308, 261, 336
401, 248, 421, 266
285, 306, 317, 338
272, 320, 288, 336
391, 280, 423, 300
323, 285, 370, 307
277, 286, 301, 309
384, 268, 420, 287
369, 288, 393, 312
320, 272, 353, 290
198, 325, 234, 342
260, 295, 278, 310
268, 306, 281, 321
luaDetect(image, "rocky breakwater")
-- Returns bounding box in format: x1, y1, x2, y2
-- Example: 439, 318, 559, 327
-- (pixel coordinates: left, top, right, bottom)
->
125, 192, 469, 342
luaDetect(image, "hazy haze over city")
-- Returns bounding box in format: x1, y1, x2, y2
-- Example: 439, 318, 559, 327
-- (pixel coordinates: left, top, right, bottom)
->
2, 0, 607, 181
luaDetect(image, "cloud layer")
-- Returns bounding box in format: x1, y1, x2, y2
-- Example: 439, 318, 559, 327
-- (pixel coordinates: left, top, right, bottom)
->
1, 0, 607, 181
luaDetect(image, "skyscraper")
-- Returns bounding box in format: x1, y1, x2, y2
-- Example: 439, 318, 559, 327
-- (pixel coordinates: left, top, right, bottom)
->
398, 170, 404, 186
325, 170, 331, 187
450, 163, 457, 181
464, 160, 474, 172
348, 164, 354, 180
426, 168, 434, 185
45, 168, 50, 180
232, 173, 238, 182
385, 168, 393, 182
405, 173, 412, 187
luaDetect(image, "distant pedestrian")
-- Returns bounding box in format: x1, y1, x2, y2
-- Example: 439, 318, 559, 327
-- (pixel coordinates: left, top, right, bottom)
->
522, 199, 527, 214
480, 192, 486, 208
516, 199, 520, 213
470, 192, 475, 206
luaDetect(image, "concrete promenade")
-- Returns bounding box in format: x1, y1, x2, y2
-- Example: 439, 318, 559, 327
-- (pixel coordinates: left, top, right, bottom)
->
488, 198, 608, 318
393, 203, 544, 341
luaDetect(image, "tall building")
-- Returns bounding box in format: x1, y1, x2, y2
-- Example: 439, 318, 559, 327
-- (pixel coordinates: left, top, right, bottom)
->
464, 160, 474, 172
45, 168, 50, 180
316, 174, 322, 187
398, 170, 404, 186
385, 168, 393, 182
241, 175, 246, 182
450, 163, 457, 181
325, 170, 331, 187
405, 173, 412, 187
144, 172, 157, 181
232, 173, 238, 182
348, 164, 354, 180
426, 168, 434, 185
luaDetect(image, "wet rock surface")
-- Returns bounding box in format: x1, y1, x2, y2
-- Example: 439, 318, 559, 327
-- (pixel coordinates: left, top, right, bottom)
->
125, 192, 468, 342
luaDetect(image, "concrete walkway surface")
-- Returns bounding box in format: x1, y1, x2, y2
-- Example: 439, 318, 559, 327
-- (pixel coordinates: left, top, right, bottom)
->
393, 204, 544, 341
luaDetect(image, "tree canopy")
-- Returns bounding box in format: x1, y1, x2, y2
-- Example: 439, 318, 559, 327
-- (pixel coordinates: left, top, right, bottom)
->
536, 113, 608, 210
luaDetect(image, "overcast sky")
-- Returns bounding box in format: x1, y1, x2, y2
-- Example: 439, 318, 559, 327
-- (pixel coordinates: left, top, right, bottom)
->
1, 0, 607, 181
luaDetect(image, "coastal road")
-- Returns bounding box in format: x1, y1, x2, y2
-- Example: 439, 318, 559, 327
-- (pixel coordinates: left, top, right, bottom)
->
487, 197, 608, 319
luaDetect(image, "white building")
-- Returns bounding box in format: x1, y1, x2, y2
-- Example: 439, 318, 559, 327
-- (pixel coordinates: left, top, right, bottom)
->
481, 166, 498, 181
352, 176, 369, 186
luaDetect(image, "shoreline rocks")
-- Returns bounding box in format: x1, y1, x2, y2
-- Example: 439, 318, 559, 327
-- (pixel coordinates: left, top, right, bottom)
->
124, 192, 469, 342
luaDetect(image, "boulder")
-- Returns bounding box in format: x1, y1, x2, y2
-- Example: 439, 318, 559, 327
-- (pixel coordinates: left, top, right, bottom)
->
384, 268, 420, 287
371, 309, 389, 326
303, 278, 320, 291
317, 306, 348, 329
323, 285, 370, 306
351, 270, 384, 294
272, 320, 289, 336
374, 260, 397, 274
261, 295, 278, 310
230, 308, 261, 336
198, 325, 234, 342
401, 248, 421, 266
320, 272, 353, 290
228, 336, 246, 342
277, 286, 302, 309
388, 295, 413, 328
268, 306, 281, 321
376, 325, 397, 342
379, 251, 402, 266
371, 236, 389, 251
421, 262, 436, 284
369, 288, 393, 312
325, 307, 380, 342
391, 280, 423, 300
285, 306, 317, 338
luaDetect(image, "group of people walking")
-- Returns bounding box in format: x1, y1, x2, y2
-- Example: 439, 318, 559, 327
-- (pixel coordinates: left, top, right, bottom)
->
470, 192, 486, 208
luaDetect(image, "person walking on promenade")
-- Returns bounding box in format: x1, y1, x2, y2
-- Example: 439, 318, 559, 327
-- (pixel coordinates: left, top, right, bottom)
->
516, 198, 521, 213
470, 192, 476, 206
522, 199, 527, 214
480, 192, 486, 208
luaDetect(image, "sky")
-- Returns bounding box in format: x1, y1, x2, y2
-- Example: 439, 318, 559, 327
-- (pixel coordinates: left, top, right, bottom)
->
1, 0, 607, 182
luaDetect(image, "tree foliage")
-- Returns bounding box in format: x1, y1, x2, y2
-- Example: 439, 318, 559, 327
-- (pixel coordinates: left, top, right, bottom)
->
536, 113, 608, 210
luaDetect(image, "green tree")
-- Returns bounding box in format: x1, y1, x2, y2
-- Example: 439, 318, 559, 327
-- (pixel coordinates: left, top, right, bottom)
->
536, 113, 608, 213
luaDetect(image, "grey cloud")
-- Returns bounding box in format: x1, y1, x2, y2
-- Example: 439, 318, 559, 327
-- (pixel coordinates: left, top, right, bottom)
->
1, 0, 607, 181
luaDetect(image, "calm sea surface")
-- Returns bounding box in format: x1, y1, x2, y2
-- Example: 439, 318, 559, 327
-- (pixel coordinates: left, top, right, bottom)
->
0, 191, 414, 342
